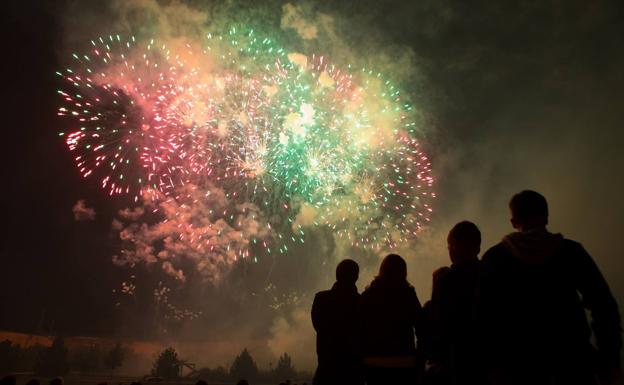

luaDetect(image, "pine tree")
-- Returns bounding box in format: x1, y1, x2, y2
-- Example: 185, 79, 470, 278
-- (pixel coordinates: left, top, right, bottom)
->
274, 352, 296, 381
229, 348, 258, 382
34, 336, 70, 376
104, 341, 125, 375
72, 344, 101, 372
152, 347, 180, 379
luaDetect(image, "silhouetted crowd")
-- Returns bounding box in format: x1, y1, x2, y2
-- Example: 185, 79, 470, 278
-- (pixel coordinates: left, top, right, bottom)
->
312, 190, 622, 385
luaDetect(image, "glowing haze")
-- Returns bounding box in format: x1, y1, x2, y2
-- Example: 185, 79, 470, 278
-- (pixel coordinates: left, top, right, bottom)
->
55, 0, 434, 371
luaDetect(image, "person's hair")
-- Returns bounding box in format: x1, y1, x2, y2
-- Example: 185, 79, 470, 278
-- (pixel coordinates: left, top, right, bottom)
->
448, 221, 481, 249
378, 254, 407, 282
510, 190, 548, 226
336, 259, 359, 283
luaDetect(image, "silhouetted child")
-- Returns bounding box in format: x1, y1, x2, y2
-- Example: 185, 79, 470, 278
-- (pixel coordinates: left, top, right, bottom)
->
427, 221, 485, 385
311, 259, 362, 385
480, 190, 622, 385
360, 254, 423, 385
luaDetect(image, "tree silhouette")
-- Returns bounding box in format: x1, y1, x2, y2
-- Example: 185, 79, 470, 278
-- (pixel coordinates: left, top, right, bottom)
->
152, 347, 180, 379
0, 339, 20, 373
34, 336, 70, 376
104, 342, 125, 375
17, 344, 45, 372
229, 348, 258, 382
274, 352, 296, 381
72, 344, 101, 373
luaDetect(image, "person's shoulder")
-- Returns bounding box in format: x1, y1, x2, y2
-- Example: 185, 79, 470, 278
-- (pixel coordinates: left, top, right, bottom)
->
558, 238, 593, 263
360, 284, 373, 297
360, 282, 380, 301
433, 266, 452, 278
481, 242, 508, 264
560, 238, 583, 250
313, 289, 333, 302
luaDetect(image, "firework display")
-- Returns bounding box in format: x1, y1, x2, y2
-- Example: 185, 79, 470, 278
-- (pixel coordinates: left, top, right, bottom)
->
57, 35, 204, 201
58, 28, 435, 258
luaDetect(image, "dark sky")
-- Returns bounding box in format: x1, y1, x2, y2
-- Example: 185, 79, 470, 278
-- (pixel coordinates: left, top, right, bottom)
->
1, 0, 623, 346
1, 1, 134, 336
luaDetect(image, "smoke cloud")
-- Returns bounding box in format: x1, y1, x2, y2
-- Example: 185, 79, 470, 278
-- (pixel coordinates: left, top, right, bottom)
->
57, 0, 624, 372
72, 199, 96, 221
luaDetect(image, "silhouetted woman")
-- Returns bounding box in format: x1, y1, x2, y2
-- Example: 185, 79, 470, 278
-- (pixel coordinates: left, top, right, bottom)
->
360, 254, 424, 385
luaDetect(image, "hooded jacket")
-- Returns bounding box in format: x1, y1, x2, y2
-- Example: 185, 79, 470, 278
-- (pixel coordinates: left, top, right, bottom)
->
480, 228, 621, 371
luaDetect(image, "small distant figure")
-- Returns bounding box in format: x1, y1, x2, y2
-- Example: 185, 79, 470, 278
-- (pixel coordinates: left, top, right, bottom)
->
0, 376, 16, 385
426, 221, 485, 385
360, 254, 423, 385
49, 378, 63, 385
480, 190, 622, 385
311, 259, 363, 385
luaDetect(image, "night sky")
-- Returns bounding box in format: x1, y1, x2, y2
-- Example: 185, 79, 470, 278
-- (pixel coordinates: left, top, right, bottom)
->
1, 0, 623, 369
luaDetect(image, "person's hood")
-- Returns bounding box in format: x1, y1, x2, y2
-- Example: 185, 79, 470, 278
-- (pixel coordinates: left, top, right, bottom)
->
502, 228, 563, 265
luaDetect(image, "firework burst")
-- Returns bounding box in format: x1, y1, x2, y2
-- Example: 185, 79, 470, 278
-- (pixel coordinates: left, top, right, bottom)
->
59, 29, 435, 265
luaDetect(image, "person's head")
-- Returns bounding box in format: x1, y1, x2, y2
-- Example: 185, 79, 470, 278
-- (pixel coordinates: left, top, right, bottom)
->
49, 378, 63, 385
378, 254, 407, 282
336, 259, 359, 284
509, 190, 548, 231
447, 221, 481, 264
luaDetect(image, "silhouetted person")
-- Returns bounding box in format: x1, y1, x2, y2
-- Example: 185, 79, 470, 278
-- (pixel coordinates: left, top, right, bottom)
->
427, 221, 485, 385
195, 381, 208, 385
360, 254, 423, 385
420, 266, 450, 379
25, 380, 41, 385
49, 378, 63, 385
236, 380, 248, 385
480, 190, 622, 385
312, 259, 362, 385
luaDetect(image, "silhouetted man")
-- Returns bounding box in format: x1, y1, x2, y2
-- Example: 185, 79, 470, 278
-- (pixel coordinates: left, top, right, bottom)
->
428, 221, 485, 385
480, 190, 622, 385
312, 259, 362, 385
